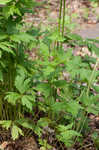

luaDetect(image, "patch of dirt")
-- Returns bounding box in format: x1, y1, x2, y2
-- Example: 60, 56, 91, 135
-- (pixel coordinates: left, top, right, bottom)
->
26, 0, 99, 29
0, 137, 39, 150
76, 23, 99, 39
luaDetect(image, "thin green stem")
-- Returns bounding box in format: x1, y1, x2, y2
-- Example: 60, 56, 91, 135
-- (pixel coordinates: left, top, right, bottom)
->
74, 59, 99, 145
74, 112, 88, 144
57, 0, 63, 49
62, 0, 66, 36
87, 59, 99, 97
58, 0, 63, 34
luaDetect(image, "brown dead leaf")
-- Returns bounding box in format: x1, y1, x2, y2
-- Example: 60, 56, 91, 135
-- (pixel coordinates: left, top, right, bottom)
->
0, 141, 8, 149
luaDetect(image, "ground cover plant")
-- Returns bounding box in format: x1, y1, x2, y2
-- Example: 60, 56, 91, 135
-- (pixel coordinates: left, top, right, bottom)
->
0, 0, 99, 149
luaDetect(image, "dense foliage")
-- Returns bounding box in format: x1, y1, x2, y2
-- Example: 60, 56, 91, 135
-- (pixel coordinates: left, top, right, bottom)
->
0, 0, 99, 149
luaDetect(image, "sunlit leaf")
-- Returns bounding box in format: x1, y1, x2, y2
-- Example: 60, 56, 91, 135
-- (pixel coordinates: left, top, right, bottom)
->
11, 125, 23, 140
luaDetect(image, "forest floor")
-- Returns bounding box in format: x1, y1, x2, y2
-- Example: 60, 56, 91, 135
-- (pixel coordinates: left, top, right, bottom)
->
25, 0, 99, 36
0, 0, 99, 150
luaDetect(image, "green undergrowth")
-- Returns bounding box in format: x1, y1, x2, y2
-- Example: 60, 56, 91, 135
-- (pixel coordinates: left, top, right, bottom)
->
0, 0, 99, 149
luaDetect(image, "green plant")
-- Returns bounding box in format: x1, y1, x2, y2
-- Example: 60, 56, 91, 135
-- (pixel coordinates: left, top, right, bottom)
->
92, 132, 99, 150
39, 139, 52, 150
0, 0, 38, 139
0, 0, 99, 149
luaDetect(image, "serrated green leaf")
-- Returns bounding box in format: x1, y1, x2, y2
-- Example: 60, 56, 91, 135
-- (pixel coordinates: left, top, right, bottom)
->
79, 69, 92, 82
51, 102, 67, 113
5, 92, 21, 105
81, 94, 99, 106
0, 43, 14, 54
87, 106, 99, 115
34, 126, 42, 137
0, 120, 12, 130
43, 66, 55, 76
3, 5, 21, 18
57, 123, 73, 132
66, 101, 82, 117
53, 80, 67, 88
15, 75, 30, 94
35, 82, 51, 97
10, 33, 36, 43
57, 124, 81, 147
16, 119, 34, 130
11, 125, 23, 140
2, 42, 15, 48
37, 117, 51, 127
22, 95, 33, 111
87, 42, 99, 56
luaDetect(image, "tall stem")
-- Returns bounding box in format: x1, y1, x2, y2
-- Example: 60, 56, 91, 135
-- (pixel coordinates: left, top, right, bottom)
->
62, 0, 66, 36
58, 0, 63, 35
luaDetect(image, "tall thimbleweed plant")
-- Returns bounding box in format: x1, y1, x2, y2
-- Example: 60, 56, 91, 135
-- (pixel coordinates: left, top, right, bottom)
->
0, 0, 39, 140
58, 0, 66, 36
57, 0, 66, 49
